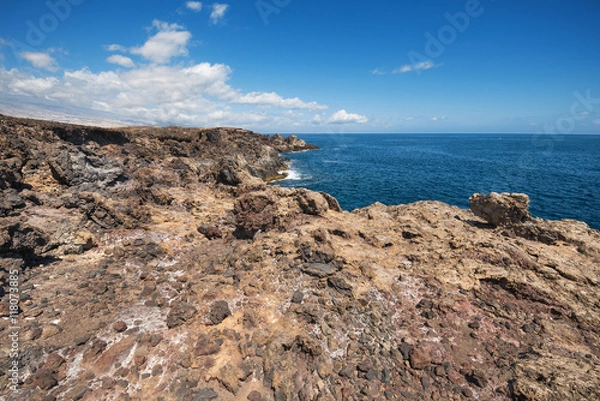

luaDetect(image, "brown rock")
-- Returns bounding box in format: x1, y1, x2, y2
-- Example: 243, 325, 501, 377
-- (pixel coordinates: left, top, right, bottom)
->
469, 192, 531, 226
44, 353, 66, 372
247, 390, 263, 401
31, 368, 57, 390
113, 320, 128, 332
208, 300, 231, 325
167, 302, 197, 328
217, 363, 241, 394
409, 346, 432, 370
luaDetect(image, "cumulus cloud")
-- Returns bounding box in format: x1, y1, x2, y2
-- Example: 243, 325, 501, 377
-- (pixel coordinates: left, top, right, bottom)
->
0, 19, 345, 131
107, 54, 135, 68
394, 60, 440, 74
130, 20, 191, 64
210, 4, 229, 24
186, 1, 202, 11
233, 92, 327, 110
20, 52, 59, 72
327, 109, 368, 124
106, 44, 127, 52
0, 60, 327, 128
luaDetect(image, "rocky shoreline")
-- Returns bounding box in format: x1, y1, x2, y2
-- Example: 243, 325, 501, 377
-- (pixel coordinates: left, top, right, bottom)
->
0, 114, 599, 401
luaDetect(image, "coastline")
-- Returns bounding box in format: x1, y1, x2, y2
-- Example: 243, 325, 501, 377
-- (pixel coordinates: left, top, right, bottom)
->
1, 115, 599, 400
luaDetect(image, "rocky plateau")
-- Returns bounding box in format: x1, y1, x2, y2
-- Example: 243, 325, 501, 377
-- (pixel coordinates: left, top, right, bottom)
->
0, 114, 599, 401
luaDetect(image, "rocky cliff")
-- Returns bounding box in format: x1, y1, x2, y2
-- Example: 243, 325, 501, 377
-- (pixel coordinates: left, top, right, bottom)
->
0, 115, 599, 401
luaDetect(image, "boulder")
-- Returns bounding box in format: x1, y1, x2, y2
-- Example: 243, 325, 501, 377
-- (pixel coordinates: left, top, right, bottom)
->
469, 192, 531, 227
296, 190, 330, 216
47, 148, 124, 187
233, 191, 278, 239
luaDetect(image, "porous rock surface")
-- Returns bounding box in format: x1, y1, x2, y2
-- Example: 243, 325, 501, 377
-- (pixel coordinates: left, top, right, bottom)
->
0, 115, 599, 401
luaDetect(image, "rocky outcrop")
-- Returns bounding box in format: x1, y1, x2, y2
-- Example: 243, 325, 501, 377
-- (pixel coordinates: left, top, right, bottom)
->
469, 192, 531, 226
269, 134, 319, 153
0, 115, 599, 401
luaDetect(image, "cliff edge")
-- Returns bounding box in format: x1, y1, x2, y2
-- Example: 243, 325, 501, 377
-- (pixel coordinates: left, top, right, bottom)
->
0, 115, 599, 401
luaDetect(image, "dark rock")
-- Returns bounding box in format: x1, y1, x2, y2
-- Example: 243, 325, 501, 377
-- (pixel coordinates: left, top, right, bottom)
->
167, 302, 197, 328
301, 263, 338, 278
327, 276, 353, 297
48, 148, 124, 187
291, 291, 304, 304
521, 323, 537, 333
468, 321, 481, 330
399, 342, 413, 360
208, 300, 231, 325
233, 192, 278, 239
465, 370, 489, 388
416, 299, 434, 309
357, 359, 374, 372
194, 387, 219, 400
198, 225, 223, 240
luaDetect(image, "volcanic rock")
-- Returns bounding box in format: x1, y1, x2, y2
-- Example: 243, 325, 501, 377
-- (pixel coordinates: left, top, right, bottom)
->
0, 115, 598, 401
469, 192, 531, 226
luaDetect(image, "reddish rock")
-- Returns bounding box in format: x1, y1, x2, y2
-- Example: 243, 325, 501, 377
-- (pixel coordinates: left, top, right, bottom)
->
113, 320, 128, 332
409, 346, 432, 370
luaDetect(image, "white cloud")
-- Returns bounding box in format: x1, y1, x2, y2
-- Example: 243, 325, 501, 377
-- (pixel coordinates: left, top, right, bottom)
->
234, 92, 327, 110
431, 116, 447, 122
0, 61, 327, 129
210, 4, 229, 24
106, 44, 127, 52
593, 119, 600, 125
0, 19, 347, 131
107, 54, 135, 68
20, 52, 59, 72
186, 1, 202, 11
394, 60, 439, 74
130, 20, 191, 64
371, 68, 386, 75
327, 109, 368, 124
405, 116, 415, 121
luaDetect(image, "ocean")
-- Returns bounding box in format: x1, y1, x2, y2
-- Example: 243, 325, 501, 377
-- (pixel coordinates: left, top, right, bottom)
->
276, 134, 600, 231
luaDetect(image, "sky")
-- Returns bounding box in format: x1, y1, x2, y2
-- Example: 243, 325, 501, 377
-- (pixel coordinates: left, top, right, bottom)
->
0, 0, 599, 133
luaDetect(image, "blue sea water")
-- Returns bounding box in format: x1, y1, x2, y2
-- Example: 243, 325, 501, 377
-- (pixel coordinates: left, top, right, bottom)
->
276, 134, 600, 231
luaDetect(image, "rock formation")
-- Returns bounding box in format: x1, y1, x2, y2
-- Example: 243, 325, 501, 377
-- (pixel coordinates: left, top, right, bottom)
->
0, 114, 599, 401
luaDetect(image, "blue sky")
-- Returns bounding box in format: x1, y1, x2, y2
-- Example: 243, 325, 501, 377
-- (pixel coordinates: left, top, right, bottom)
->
0, 0, 599, 133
